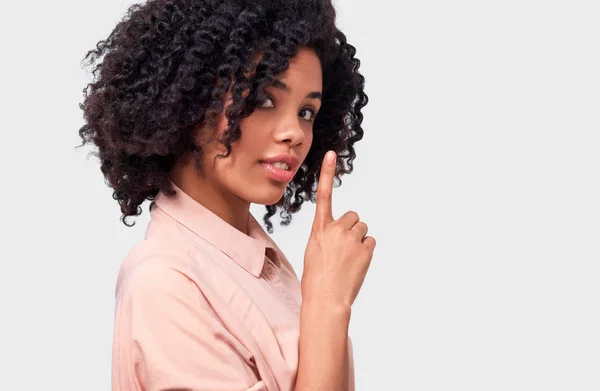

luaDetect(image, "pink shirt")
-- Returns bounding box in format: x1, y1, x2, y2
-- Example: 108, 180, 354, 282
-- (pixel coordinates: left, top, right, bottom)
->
111, 183, 355, 391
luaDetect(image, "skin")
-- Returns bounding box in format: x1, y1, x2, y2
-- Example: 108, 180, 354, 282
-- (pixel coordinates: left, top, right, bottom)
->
296, 150, 375, 391
170, 46, 376, 390
170, 46, 323, 234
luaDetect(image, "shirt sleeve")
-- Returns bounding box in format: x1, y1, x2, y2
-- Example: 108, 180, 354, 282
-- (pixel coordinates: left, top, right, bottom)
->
112, 259, 266, 391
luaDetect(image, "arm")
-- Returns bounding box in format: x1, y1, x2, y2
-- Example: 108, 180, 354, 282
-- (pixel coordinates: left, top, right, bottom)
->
295, 298, 352, 391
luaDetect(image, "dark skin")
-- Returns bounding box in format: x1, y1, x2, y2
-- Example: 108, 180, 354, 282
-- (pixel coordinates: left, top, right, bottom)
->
170, 47, 323, 234
78, 2, 373, 385
168, 50, 376, 389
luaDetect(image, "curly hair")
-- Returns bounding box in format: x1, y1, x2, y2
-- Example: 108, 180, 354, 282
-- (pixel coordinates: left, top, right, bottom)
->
78, 0, 368, 233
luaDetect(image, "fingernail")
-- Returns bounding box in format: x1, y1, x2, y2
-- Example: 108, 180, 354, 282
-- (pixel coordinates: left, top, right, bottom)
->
327, 151, 334, 164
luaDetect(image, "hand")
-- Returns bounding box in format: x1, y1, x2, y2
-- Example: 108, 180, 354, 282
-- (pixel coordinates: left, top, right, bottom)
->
301, 150, 376, 309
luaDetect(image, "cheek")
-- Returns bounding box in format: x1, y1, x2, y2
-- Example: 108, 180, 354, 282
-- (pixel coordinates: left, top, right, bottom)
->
303, 131, 314, 156
307, 129, 314, 145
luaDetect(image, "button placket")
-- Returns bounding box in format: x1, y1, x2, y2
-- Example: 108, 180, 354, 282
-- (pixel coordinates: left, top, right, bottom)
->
262, 259, 272, 278
261, 257, 277, 282
262, 256, 301, 315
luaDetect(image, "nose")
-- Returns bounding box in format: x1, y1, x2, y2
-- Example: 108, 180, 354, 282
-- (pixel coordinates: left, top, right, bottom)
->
274, 115, 306, 147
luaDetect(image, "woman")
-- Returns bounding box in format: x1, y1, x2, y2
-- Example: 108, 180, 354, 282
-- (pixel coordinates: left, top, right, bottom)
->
79, 0, 376, 390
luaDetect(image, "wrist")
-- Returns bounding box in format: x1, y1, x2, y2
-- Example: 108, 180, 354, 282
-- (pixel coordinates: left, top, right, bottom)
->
300, 296, 351, 321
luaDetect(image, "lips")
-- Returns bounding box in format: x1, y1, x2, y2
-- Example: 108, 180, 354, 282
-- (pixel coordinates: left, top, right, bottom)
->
259, 154, 301, 183
260, 161, 296, 183
260, 154, 301, 171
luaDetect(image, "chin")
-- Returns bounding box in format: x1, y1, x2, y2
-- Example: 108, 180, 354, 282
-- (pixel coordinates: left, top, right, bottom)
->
247, 186, 286, 206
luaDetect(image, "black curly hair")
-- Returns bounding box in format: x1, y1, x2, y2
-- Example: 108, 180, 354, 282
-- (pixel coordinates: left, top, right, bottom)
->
78, 0, 367, 234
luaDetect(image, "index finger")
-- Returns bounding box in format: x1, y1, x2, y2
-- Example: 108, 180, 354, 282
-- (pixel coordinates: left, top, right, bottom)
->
314, 150, 336, 226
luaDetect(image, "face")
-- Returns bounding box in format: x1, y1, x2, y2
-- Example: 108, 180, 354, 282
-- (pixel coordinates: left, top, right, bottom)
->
196, 47, 323, 206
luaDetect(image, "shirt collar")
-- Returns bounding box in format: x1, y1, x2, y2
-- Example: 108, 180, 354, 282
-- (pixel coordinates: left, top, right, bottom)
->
151, 182, 281, 277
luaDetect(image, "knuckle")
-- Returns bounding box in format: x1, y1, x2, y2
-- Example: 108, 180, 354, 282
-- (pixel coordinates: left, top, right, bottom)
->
335, 223, 347, 234
346, 210, 359, 220
329, 220, 341, 231
319, 190, 331, 199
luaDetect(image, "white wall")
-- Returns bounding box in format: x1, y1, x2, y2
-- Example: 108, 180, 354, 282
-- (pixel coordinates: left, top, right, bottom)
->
1, 0, 598, 389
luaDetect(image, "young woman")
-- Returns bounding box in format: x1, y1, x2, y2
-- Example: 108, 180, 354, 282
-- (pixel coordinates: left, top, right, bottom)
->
79, 0, 376, 390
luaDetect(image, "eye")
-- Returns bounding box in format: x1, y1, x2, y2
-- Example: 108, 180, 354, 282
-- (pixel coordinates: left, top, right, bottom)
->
299, 108, 316, 122
259, 96, 275, 108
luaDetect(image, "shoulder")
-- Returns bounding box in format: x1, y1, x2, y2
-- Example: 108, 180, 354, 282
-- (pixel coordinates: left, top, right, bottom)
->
115, 237, 197, 298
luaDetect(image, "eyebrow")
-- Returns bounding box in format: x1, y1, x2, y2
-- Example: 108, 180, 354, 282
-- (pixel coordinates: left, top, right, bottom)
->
270, 79, 322, 101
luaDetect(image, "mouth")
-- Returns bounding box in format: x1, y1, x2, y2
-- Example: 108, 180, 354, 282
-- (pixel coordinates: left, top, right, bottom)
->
258, 154, 301, 183
259, 154, 300, 171
263, 161, 292, 171
259, 161, 296, 183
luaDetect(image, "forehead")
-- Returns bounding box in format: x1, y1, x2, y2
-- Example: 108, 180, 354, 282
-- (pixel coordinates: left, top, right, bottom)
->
276, 47, 323, 90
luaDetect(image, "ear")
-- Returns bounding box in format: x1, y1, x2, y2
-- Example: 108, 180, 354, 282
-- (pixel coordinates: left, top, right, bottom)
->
193, 121, 215, 146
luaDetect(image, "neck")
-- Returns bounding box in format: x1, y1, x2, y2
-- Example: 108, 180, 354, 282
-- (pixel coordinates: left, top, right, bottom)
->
169, 160, 251, 235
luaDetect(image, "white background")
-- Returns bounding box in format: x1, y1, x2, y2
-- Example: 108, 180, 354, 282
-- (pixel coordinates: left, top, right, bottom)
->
0, 0, 598, 389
